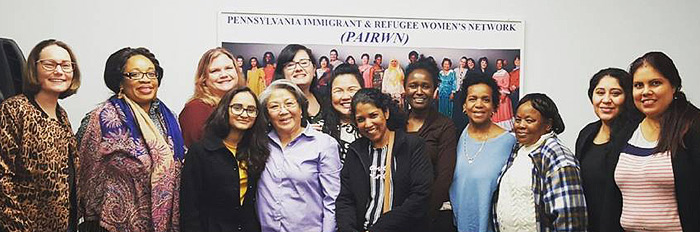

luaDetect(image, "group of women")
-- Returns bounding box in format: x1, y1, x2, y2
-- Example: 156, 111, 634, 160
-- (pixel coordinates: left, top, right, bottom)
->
1, 39, 699, 232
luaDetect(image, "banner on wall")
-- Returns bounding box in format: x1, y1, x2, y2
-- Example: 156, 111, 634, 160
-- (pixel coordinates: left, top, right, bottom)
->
218, 12, 524, 131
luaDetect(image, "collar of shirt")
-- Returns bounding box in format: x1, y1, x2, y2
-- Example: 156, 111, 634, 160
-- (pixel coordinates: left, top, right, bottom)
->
268, 125, 316, 148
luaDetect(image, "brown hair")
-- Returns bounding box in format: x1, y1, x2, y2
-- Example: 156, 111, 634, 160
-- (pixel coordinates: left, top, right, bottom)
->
188, 47, 245, 106
23, 39, 81, 99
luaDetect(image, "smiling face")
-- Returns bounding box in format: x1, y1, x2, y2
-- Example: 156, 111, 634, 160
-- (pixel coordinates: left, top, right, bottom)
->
632, 65, 675, 119
250, 58, 258, 68
514, 101, 551, 146
229, 91, 257, 132
496, 60, 503, 70
362, 55, 369, 65
320, 59, 328, 68
283, 50, 315, 88
514, 57, 520, 67
121, 55, 158, 109
205, 54, 238, 97
591, 76, 625, 122
459, 58, 467, 68
390, 59, 398, 68
354, 102, 389, 144
235, 57, 244, 68
36, 45, 74, 96
405, 69, 435, 111
442, 60, 451, 71
330, 50, 338, 61
467, 59, 475, 70
464, 83, 495, 125
480, 60, 488, 69
375, 56, 382, 65
266, 88, 303, 136
331, 74, 362, 119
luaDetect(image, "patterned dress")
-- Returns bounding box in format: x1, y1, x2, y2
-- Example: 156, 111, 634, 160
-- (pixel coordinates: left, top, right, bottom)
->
0, 95, 77, 231
438, 70, 456, 118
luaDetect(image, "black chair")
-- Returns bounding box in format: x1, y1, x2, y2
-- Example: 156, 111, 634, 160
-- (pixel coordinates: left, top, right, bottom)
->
0, 38, 26, 102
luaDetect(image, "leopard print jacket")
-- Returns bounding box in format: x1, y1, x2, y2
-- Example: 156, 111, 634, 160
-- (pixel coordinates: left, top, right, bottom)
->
0, 95, 77, 231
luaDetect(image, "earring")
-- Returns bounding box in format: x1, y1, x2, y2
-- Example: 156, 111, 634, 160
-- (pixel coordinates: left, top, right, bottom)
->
118, 87, 124, 99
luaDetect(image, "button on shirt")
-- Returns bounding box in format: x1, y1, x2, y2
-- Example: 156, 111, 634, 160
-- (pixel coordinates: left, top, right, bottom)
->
257, 126, 342, 232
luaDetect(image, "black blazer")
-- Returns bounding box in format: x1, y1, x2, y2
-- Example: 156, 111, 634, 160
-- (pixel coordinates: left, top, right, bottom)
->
180, 135, 261, 232
336, 130, 433, 232
601, 118, 700, 231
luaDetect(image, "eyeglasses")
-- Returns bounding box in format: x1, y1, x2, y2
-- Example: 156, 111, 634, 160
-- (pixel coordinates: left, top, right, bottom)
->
283, 59, 312, 71
267, 101, 299, 113
37, 60, 75, 72
229, 103, 257, 117
123, 71, 158, 80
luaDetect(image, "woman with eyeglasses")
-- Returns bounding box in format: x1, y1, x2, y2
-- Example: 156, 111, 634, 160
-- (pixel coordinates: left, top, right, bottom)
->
336, 88, 433, 232
179, 48, 245, 147
601, 52, 700, 231
0, 39, 81, 231
247, 57, 266, 96
273, 44, 325, 130
493, 93, 587, 231
256, 80, 341, 232
76, 47, 185, 231
180, 87, 269, 232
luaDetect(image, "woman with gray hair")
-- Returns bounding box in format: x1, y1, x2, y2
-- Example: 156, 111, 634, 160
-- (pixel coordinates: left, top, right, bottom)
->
256, 79, 342, 232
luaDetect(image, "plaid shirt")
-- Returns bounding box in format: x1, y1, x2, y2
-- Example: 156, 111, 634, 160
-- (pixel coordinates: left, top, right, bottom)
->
493, 134, 588, 232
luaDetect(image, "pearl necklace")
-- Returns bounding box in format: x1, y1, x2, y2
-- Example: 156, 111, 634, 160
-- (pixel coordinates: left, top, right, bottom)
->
464, 125, 488, 164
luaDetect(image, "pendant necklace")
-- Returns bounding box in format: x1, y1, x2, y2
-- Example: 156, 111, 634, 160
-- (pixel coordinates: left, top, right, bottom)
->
464, 125, 488, 164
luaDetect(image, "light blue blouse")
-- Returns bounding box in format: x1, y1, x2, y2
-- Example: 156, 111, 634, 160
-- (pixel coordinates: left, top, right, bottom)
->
450, 128, 516, 232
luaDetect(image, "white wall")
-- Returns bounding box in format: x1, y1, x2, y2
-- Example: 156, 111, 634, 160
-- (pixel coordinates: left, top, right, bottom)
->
1, 0, 699, 148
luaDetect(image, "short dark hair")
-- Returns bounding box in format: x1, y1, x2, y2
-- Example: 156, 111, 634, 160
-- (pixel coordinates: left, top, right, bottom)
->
361, 53, 370, 60
408, 50, 418, 59
23, 39, 81, 99
404, 57, 439, 89
319, 56, 330, 66
104, 47, 163, 94
330, 49, 338, 54
236, 55, 244, 60
351, 88, 406, 130
374, 54, 382, 60
345, 56, 355, 64
629, 51, 700, 155
462, 75, 501, 111
204, 87, 270, 176
442, 58, 452, 67
518, 93, 565, 134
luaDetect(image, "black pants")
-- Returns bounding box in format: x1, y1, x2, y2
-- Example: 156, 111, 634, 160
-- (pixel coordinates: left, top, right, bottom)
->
430, 210, 457, 232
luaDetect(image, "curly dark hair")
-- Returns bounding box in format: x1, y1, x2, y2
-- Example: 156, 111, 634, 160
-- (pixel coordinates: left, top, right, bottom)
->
204, 87, 270, 176
103, 47, 163, 94
462, 75, 501, 111
351, 88, 407, 131
404, 57, 440, 88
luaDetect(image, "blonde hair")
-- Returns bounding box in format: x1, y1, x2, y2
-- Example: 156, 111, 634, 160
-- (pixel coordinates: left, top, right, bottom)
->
188, 47, 245, 106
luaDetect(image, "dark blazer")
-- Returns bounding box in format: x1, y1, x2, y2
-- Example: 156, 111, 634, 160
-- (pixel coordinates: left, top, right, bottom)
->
601, 118, 700, 231
336, 130, 433, 232
180, 135, 261, 232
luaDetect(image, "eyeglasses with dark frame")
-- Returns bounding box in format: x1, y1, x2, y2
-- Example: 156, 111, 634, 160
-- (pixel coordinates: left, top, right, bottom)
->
123, 71, 158, 80
37, 60, 75, 72
283, 59, 312, 71
229, 103, 258, 117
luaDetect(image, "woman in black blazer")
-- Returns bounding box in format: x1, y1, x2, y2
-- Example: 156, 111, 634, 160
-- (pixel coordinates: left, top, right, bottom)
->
574, 68, 638, 231
336, 88, 433, 232
180, 87, 270, 232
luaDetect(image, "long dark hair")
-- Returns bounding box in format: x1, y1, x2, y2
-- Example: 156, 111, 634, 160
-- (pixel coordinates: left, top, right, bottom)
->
587, 68, 640, 134
518, 93, 565, 134
204, 87, 270, 176
351, 88, 407, 131
322, 64, 365, 139
629, 51, 700, 155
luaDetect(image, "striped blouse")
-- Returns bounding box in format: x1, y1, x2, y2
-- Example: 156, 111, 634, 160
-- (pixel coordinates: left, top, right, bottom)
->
615, 125, 682, 231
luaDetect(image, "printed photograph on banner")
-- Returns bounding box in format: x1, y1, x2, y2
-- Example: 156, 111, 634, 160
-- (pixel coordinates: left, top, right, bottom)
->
218, 12, 524, 133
